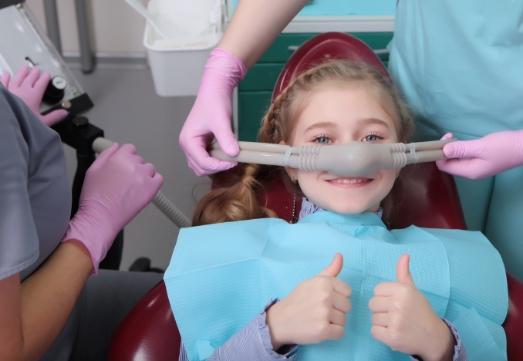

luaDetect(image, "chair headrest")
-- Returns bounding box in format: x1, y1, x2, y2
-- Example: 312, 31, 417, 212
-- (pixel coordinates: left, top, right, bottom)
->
273, 32, 391, 101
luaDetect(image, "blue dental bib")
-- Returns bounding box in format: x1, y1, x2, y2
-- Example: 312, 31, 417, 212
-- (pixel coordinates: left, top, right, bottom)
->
164, 212, 507, 361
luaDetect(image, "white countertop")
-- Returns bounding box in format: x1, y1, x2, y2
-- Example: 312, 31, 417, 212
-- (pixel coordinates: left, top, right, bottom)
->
281, 15, 394, 33
224, 1, 395, 33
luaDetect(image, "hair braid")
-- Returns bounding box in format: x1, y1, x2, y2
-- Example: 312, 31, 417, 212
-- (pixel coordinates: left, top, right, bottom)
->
192, 163, 278, 226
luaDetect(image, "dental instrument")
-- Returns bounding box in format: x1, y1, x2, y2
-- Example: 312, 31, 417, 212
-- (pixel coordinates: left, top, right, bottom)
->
0, 4, 93, 115
92, 138, 192, 228
210, 140, 454, 177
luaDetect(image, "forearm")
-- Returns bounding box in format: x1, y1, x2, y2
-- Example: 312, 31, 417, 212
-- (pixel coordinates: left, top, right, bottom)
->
4, 240, 92, 360
219, 0, 309, 68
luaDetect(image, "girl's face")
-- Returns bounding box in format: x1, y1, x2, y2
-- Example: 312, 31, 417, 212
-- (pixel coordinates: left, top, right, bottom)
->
285, 83, 400, 214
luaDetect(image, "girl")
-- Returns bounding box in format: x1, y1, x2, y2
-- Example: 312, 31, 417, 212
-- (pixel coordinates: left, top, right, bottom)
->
166, 61, 507, 361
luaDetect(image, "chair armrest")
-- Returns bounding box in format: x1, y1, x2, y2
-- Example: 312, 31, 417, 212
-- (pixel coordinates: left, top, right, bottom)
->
108, 280, 180, 361
503, 273, 523, 361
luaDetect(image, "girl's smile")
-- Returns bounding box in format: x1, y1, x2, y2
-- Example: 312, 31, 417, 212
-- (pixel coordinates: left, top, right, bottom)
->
325, 176, 373, 186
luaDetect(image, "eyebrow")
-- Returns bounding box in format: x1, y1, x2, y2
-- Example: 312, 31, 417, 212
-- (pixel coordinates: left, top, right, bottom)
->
303, 118, 391, 132
357, 118, 391, 129
304, 122, 337, 132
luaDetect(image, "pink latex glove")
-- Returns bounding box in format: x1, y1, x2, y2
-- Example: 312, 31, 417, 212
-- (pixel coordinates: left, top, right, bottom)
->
61, 143, 164, 275
1, 66, 68, 126
179, 48, 247, 176
436, 131, 523, 179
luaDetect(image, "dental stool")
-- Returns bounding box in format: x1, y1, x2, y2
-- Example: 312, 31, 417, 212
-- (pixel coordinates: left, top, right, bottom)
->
108, 33, 523, 361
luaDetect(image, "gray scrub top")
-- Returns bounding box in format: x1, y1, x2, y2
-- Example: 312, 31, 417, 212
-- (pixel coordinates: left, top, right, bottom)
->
0, 85, 71, 281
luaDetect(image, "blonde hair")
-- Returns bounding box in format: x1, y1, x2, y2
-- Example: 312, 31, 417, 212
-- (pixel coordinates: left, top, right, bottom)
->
193, 60, 414, 226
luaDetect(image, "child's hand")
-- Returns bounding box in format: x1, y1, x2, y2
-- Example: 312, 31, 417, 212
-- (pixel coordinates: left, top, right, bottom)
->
266, 253, 352, 350
369, 254, 455, 361
1, 66, 68, 126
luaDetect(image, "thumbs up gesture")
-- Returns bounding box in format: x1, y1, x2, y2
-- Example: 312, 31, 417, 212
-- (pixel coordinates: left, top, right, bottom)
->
266, 253, 352, 350
368, 254, 455, 361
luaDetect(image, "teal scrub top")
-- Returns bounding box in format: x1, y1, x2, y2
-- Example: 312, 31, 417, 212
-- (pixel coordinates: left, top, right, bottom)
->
389, 0, 523, 141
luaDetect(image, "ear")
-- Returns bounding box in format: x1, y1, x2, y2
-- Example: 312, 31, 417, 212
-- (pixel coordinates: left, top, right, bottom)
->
279, 140, 297, 180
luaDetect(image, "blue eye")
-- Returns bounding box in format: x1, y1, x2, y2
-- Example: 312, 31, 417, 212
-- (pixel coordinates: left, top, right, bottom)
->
314, 135, 331, 144
363, 133, 382, 142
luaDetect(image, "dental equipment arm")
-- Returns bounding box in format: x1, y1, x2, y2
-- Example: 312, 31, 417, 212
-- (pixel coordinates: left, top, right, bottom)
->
210, 140, 454, 177
92, 138, 192, 228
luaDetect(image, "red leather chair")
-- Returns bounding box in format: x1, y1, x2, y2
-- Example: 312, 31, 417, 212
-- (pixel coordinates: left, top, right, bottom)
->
108, 33, 523, 361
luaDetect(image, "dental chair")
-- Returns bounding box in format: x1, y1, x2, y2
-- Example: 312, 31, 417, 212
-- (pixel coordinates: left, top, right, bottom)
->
107, 33, 523, 361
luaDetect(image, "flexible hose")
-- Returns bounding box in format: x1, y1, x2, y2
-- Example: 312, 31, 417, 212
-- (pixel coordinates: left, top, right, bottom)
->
92, 137, 192, 228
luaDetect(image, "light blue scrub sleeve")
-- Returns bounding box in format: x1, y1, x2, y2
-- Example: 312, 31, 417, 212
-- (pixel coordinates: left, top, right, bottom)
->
389, 0, 523, 280
0, 86, 70, 281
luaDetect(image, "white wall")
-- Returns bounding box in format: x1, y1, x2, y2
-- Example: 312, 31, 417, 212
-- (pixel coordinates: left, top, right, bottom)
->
26, 0, 149, 55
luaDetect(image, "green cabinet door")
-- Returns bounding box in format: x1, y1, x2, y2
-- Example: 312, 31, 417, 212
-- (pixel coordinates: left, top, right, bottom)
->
238, 91, 273, 142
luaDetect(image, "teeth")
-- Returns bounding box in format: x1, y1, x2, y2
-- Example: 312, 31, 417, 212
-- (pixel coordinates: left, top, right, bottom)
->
334, 178, 365, 184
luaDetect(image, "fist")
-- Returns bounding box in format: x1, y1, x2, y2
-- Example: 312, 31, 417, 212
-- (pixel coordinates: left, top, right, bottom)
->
368, 254, 454, 360
266, 253, 352, 349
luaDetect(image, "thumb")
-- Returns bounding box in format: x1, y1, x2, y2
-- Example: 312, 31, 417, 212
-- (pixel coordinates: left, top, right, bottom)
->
318, 253, 343, 278
396, 254, 415, 286
443, 140, 479, 159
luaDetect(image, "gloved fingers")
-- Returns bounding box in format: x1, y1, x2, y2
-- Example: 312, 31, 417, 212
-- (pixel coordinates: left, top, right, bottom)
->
187, 153, 220, 177
11, 65, 32, 88
92, 142, 120, 169
440, 132, 454, 141
151, 172, 164, 188
140, 162, 157, 177
22, 66, 41, 88
188, 149, 237, 176
40, 109, 68, 126
146, 172, 164, 198
128, 153, 146, 165
34, 71, 52, 95
442, 139, 482, 160
0, 71, 10, 87
211, 123, 240, 157
184, 139, 237, 176
186, 155, 206, 176
117, 143, 138, 156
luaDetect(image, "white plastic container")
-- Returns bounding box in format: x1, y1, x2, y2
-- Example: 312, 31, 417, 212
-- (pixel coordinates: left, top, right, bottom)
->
143, 0, 222, 97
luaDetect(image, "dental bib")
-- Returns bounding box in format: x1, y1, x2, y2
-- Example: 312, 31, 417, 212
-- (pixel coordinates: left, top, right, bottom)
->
164, 212, 508, 361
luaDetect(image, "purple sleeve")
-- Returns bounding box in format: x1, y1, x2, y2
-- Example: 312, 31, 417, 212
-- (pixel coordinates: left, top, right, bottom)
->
409, 319, 469, 361
178, 300, 298, 361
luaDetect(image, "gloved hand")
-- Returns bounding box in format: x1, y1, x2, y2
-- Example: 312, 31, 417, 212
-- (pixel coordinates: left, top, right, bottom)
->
61, 143, 164, 275
179, 48, 246, 176
436, 131, 523, 179
1, 66, 68, 126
